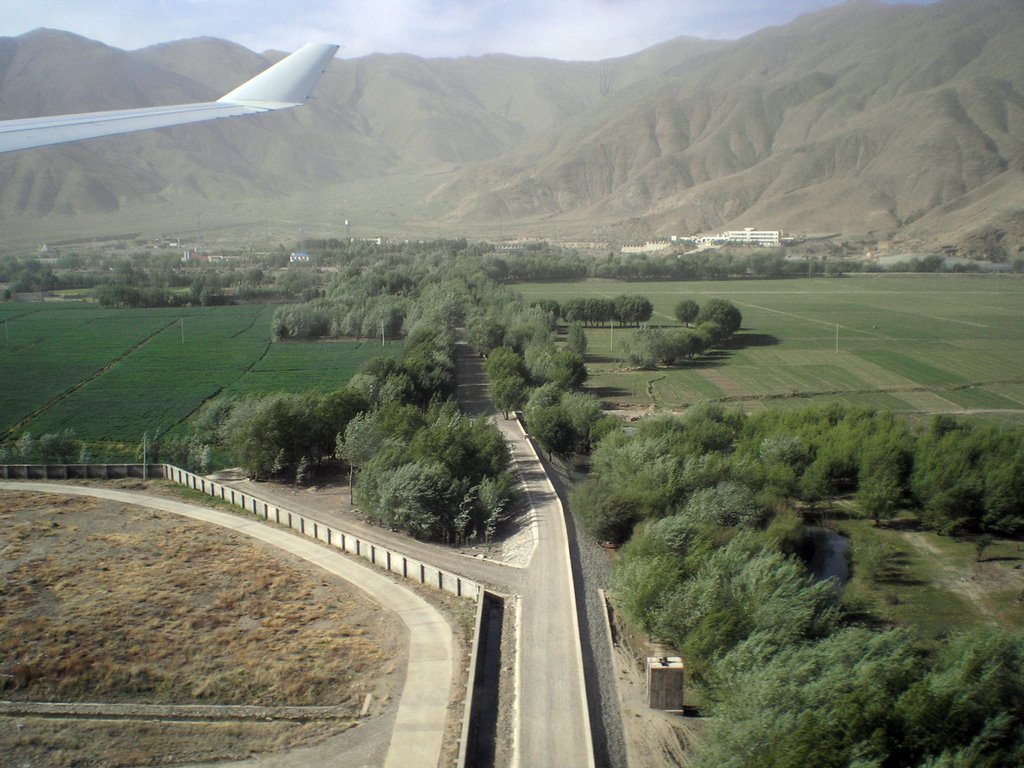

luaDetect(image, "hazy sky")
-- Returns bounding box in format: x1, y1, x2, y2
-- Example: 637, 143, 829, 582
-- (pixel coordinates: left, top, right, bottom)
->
3, 0, 940, 60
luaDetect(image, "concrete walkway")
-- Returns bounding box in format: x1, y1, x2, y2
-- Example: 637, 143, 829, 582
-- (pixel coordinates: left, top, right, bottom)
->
0, 482, 453, 768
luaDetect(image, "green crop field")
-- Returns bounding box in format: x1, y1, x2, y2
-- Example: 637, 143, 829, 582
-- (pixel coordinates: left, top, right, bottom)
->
515, 274, 1024, 419
0, 302, 401, 444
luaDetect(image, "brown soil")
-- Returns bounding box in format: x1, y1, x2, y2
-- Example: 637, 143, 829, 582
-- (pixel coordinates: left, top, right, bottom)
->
606, 597, 705, 768
0, 490, 406, 767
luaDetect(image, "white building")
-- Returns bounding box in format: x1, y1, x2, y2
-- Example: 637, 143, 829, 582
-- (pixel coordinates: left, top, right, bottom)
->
697, 228, 781, 247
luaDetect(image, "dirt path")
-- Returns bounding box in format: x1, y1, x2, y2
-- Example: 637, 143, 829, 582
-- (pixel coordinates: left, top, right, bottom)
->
900, 532, 1021, 621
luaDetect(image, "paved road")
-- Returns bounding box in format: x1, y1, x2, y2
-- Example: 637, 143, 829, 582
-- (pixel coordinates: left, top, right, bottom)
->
457, 344, 596, 768
225, 479, 527, 596
0, 482, 452, 768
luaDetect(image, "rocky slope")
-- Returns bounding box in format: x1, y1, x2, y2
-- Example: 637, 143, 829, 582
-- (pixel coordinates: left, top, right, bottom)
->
1, 0, 1022, 256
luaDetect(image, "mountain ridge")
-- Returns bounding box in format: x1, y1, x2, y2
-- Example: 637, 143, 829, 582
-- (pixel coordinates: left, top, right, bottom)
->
1, 0, 1023, 258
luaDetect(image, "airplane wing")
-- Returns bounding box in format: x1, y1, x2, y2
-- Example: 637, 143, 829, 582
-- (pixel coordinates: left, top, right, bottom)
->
0, 42, 338, 154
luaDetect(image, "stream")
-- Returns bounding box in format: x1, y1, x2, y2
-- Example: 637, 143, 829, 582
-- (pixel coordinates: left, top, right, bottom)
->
808, 525, 851, 587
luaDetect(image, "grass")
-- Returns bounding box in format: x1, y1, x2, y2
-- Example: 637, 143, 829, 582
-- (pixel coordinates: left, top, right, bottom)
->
0, 490, 404, 765
0, 302, 401, 444
0, 495, 399, 707
836, 514, 1024, 643
3, 719, 340, 768
515, 274, 1024, 418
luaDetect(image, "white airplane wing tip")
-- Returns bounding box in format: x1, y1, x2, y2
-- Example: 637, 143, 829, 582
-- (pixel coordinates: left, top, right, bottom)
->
0, 42, 339, 153
217, 43, 339, 108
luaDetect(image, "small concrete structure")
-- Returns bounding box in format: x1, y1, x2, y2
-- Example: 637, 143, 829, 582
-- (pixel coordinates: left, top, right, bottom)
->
646, 656, 685, 711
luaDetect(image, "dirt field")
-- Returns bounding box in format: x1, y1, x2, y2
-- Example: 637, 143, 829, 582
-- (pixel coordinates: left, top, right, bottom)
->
0, 490, 406, 768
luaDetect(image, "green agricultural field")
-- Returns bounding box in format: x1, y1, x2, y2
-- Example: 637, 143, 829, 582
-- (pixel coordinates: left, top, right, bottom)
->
516, 274, 1024, 419
0, 302, 400, 445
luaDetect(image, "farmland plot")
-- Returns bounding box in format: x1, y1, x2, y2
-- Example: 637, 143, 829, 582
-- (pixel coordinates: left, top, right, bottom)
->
515, 275, 1024, 418
0, 303, 399, 444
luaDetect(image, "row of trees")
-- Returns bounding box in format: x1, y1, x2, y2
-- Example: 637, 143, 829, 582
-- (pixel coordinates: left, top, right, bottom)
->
575, 404, 1024, 543
623, 298, 743, 368
455, 274, 617, 457
342, 401, 512, 542
697, 623, 1024, 767
0, 429, 84, 464
194, 247, 517, 541
473, 243, 1023, 284
557, 295, 654, 326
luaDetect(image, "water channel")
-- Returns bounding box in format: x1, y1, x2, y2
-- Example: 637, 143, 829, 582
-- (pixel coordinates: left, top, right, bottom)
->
807, 525, 851, 587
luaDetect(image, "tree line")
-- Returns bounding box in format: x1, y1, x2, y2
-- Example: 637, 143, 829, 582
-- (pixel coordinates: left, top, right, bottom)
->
476, 244, 1024, 284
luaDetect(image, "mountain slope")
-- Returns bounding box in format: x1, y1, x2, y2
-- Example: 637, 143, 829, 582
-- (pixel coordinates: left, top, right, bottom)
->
434, 0, 1024, 246
1, 0, 1023, 254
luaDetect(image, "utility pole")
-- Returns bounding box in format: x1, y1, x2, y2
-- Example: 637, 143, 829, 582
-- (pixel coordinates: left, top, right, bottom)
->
380, 320, 385, 348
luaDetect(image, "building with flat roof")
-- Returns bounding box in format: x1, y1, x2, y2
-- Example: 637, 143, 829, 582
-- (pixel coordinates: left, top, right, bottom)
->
697, 228, 781, 247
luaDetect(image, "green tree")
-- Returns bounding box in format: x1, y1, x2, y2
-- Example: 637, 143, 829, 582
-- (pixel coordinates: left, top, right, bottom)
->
695, 298, 742, 337
526, 404, 576, 459
572, 477, 646, 545
491, 373, 528, 419
625, 326, 664, 369
313, 388, 368, 464
565, 323, 588, 357
694, 629, 920, 768
674, 299, 700, 326
337, 411, 383, 502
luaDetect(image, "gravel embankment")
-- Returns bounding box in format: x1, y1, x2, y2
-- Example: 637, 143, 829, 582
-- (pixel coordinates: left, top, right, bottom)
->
546, 458, 628, 768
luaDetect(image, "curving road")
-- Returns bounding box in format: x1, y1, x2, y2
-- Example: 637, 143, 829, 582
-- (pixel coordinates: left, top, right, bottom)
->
0, 482, 452, 768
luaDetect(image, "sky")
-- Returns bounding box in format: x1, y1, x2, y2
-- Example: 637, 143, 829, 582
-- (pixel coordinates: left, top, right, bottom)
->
3, 0, 940, 60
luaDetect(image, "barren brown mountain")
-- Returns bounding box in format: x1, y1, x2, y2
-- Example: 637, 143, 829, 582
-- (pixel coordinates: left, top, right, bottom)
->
1, 0, 1022, 256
